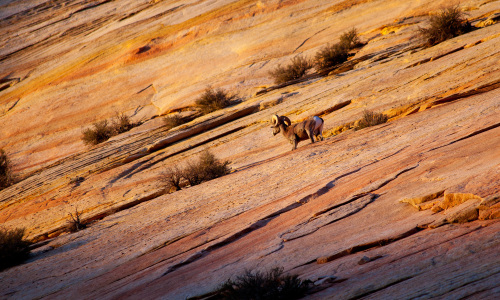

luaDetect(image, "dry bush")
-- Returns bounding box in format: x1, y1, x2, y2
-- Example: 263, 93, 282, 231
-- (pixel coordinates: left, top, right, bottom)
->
163, 114, 186, 130
67, 209, 86, 232
356, 110, 388, 130
195, 87, 236, 115
111, 113, 134, 135
339, 27, 362, 50
196, 150, 231, 182
315, 28, 360, 72
81, 120, 113, 146
82, 114, 139, 146
217, 267, 310, 300
314, 43, 349, 72
269, 55, 313, 84
419, 5, 472, 46
163, 150, 230, 191
163, 166, 184, 191
0, 227, 31, 271
0, 149, 13, 190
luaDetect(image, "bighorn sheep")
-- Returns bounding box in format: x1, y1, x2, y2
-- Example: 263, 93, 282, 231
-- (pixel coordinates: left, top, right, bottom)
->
271, 114, 324, 150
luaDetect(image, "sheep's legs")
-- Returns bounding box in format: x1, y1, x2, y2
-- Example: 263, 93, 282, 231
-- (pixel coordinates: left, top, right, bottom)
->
306, 129, 315, 143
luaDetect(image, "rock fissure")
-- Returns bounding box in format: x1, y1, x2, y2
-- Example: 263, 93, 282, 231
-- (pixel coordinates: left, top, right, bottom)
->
316, 226, 425, 265
429, 121, 500, 152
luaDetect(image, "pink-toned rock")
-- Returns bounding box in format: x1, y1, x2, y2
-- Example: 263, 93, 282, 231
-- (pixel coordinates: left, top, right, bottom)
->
1, 1, 500, 299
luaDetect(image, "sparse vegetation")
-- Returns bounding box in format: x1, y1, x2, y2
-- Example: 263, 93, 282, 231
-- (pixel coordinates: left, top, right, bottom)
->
269, 55, 313, 84
163, 114, 186, 130
195, 87, 236, 115
162, 150, 230, 191
419, 5, 472, 46
0, 227, 31, 271
339, 28, 362, 50
163, 166, 183, 192
0, 149, 13, 190
315, 28, 361, 73
82, 114, 139, 146
82, 120, 113, 146
356, 110, 388, 130
215, 267, 310, 300
67, 209, 86, 232
111, 113, 135, 135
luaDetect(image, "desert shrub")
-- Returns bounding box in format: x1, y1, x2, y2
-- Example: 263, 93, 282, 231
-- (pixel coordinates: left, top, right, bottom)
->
82, 114, 139, 146
269, 55, 313, 84
195, 87, 236, 115
0, 227, 31, 271
163, 150, 230, 191
67, 209, 86, 232
419, 5, 472, 46
163, 114, 186, 130
111, 113, 134, 135
197, 150, 231, 181
339, 27, 362, 50
314, 43, 349, 72
182, 151, 230, 186
356, 110, 388, 130
163, 166, 184, 191
82, 120, 113, 146
0, 149, 13, 190
315, 28, 360, 72
217, 267, 310, 300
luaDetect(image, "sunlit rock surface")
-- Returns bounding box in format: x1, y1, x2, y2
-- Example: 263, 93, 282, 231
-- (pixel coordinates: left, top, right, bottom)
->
1, 0, 499, 299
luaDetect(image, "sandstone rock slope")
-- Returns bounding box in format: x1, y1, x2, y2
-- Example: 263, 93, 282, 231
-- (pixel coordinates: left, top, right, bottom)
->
1, 0, 499, 299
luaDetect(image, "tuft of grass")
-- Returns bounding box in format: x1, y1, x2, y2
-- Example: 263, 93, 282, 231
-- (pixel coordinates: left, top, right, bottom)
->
419, 5, 472, 46
0, 149, 13, 190
195, 87, 236, 115
315, 28, 361, 73
269, 55, 313, 84
0, 227, 31, 271
163, 114, 186, 130
217, 267, 310, 300
356, 110, 388, 130
162, 150, 230, 191
67, 209, 86, 232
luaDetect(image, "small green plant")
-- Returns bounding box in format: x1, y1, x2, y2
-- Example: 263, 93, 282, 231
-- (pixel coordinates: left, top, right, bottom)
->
163, 114, 186, 130
356, 110, 388, 130
419, 5, 472, 46
81, 120, 113, 146
315, 28, 361, 73
0, 149, 13, 190
67, 209, 86, 232
269, 55, 313, 84
216, 267, 310, 300
195, 87, 236, 115
0, 227, 31, 271
162, 150, 230, 191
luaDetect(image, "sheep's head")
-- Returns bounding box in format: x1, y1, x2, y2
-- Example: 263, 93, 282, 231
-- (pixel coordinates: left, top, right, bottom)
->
271, 114, 291, 136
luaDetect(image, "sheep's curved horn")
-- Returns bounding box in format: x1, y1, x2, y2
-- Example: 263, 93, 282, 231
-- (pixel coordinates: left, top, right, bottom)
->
271, 114, 279, 126
281, 116, 291, 126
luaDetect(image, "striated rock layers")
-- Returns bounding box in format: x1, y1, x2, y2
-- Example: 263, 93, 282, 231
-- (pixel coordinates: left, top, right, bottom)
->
1, 0, 500, 299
